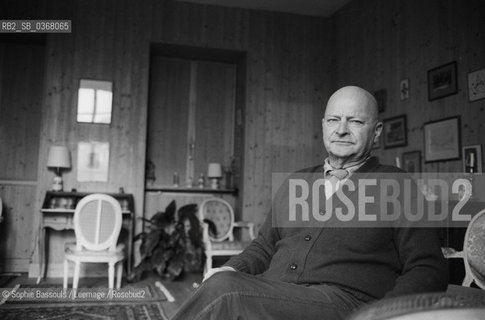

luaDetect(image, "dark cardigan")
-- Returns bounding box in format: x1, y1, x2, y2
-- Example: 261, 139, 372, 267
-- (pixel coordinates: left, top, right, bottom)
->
225, 157, 448, 300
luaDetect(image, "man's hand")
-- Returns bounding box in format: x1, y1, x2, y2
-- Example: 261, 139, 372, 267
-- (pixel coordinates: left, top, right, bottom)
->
202, 266, 236, 282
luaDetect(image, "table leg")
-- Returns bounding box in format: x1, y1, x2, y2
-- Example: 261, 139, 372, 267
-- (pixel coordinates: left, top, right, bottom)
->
127, 214, 133, 276
37, 225, 45, 284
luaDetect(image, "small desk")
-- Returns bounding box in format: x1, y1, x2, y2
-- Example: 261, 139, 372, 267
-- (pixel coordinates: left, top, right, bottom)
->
38, 191, 134, 283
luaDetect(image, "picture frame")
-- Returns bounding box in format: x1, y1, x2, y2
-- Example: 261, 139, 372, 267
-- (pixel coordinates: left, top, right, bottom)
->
383, 115, 407, 148
462, 144, 482, 173
402, 151, 421, 173
424, 116, 461, 162
400, 78, 409, 100
467, 68, 485, 102
427, 61, 458, 101
77, 141, 110, 182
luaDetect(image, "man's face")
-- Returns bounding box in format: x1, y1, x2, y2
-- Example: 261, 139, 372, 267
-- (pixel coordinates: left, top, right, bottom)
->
322, 89, 382, 163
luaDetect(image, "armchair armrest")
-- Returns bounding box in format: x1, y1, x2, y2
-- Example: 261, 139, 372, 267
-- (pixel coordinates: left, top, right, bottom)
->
233, 221, 255, 240
201, 222, 212, 250
442, 247, 464, 259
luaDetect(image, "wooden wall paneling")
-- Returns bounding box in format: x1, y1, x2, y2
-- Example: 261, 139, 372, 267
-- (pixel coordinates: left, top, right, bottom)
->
333, 0, 485, 174
186, 61, 197, 185
243, 11, 267, 228
0, 43, 44, 181
0, 42, 44, 272
29, 0, 153, 275
0, 185, 37, 272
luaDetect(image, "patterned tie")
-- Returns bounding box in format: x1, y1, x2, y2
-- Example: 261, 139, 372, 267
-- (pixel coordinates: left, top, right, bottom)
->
326, 169, 349, 197
327, 169, 349, 180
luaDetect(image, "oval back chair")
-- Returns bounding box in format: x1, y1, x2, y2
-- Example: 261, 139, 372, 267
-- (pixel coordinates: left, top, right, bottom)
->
198, 198, 255, 274
63, 194, 125, 289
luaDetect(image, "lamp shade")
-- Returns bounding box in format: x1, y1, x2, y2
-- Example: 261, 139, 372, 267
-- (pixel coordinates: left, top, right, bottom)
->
47, 146, 71, 169
207, 163, 222, 178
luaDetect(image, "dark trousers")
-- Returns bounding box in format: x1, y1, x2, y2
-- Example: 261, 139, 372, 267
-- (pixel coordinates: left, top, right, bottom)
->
172, 271, 371, 320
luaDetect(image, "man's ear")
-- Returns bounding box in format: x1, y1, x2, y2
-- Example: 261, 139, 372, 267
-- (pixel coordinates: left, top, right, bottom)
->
374, 122, 383, 142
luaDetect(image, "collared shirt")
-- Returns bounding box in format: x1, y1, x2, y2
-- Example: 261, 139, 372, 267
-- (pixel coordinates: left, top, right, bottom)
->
323, 157, 369, 199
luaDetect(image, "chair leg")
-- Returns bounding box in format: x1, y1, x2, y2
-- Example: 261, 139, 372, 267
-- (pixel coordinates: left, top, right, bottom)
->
463, 272, 474, 287
116, 261, 123, 289
108, 262, 115, 289
73, 261, 80, 289
205, 254, 213, 274
63, 259, 69, 289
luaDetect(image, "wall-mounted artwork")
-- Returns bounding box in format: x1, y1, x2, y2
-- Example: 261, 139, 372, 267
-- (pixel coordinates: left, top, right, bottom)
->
427, 62, 457, 101
468, 68, 485, 102
77, 141, 110, 182
424, 116, 460, 162
462, 144, 482, 173
402, 150, 421, 173
383, 115, 407, 148
400, 78, 409, 100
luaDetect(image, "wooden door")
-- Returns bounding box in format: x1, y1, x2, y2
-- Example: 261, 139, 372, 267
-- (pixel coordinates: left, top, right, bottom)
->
146, 56, 236, 188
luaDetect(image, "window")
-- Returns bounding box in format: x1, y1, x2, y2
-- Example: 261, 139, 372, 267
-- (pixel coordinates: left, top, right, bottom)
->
77, 79, 113, 124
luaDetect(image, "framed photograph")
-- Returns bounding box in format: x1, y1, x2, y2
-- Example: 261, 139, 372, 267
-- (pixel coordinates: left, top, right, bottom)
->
77, 141, 110, 182
383, 115, 407, 148
468, 68, 485, 102
462, 145, 482, 173
424, 116, 460, 162
374, 89, 387, 113
427, 61, 458, 101
400, 78, 409, 100
402, 151, 421, 173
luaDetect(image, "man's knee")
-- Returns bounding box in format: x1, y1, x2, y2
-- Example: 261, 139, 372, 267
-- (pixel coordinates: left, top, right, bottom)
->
201, 271, 249, 295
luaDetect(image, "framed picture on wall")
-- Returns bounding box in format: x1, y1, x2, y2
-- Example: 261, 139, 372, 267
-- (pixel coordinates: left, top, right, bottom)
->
424, 116, 460, 162
383, 115, 407, 148
402, 151, 421, 173
462, 144, 482, 173
77, 141, 110, 182
427, 61, 458, 101
468, 68, 485, 102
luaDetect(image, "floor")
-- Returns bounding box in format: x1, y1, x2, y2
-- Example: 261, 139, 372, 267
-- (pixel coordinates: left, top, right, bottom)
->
1, 271, 203, 319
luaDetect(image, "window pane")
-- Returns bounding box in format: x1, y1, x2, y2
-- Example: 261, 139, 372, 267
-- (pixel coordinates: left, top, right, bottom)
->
77, 88, 95, 122
93, 89, 112, 123
77, 80, 113, 124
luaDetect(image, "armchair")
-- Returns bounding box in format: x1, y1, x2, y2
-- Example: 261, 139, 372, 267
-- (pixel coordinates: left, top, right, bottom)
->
442, 208, 485, 289
198, 198, 255, 274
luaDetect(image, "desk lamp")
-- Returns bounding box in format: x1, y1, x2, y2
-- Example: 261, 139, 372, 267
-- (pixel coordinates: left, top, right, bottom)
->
47, 146, 71, 192
208, 163, 222, 189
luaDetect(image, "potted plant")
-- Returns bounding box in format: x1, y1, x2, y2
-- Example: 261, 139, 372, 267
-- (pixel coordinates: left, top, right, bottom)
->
128, 201, 204, 282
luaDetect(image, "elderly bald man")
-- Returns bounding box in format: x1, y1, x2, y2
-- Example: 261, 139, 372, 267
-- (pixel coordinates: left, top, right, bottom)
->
173, 86, 447, 320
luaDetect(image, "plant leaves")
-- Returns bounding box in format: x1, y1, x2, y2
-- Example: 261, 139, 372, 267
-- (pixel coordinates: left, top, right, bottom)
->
140, 230, 162, 258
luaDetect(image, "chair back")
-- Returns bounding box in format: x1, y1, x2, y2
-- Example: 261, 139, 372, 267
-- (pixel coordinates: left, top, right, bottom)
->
464, 208, 485, 289
73, 194, 122, 252
199, 198, 234, 242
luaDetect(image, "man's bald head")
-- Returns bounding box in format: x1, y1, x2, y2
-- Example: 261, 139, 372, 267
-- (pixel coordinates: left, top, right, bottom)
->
325, 86, 379, 124
322, 86, 382, 168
